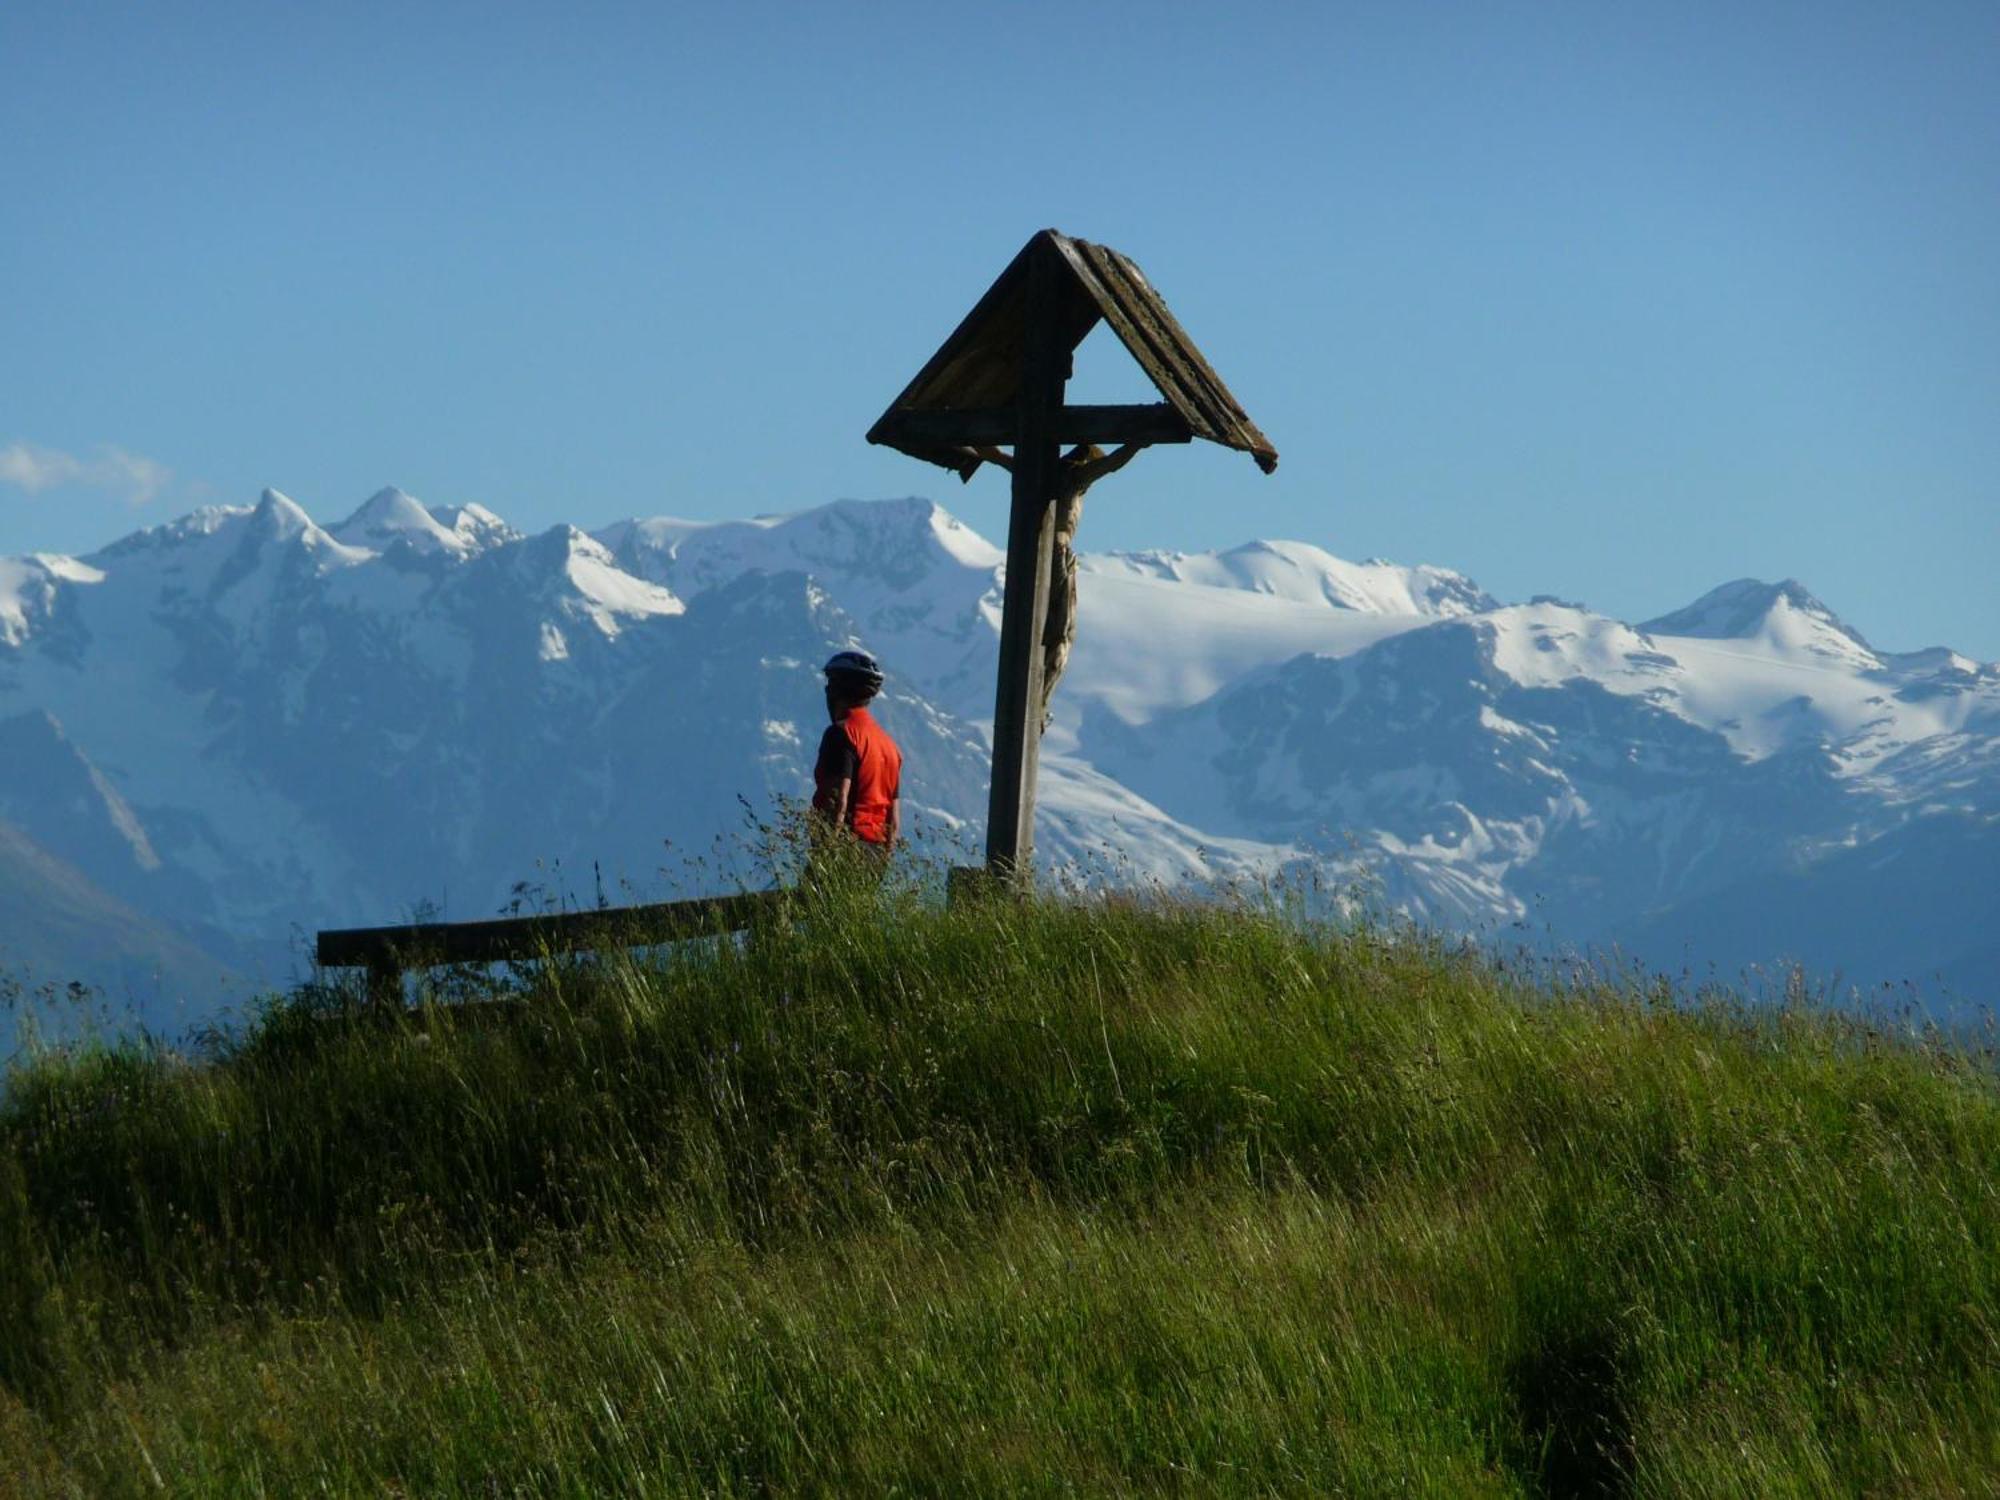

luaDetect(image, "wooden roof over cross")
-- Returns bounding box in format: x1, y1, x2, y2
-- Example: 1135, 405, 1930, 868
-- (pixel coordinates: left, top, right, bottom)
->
867, 229, 1278, 480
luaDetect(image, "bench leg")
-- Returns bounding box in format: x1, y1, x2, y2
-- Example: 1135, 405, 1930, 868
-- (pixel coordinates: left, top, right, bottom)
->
367, 958, 403, 1007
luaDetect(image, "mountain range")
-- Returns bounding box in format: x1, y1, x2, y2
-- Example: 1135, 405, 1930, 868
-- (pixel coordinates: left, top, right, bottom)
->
1, 486, 1994, 1035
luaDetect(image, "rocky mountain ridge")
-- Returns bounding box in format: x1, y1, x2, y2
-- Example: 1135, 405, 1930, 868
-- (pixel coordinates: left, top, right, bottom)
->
1, 487, 1993, 1030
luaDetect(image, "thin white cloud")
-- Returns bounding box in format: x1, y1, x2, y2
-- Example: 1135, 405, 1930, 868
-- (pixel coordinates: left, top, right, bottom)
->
0, 442, 82, 491
0, 440, 172, 506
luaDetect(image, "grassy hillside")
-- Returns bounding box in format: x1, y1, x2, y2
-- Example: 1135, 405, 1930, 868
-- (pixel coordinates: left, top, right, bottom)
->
3, 884, 1996, 1496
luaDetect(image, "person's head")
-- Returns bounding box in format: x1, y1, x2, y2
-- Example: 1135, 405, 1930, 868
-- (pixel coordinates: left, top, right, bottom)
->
822, 650, 883, 720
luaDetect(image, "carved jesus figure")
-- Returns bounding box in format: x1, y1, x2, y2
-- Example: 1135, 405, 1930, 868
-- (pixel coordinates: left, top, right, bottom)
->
974, 442, 1141, 730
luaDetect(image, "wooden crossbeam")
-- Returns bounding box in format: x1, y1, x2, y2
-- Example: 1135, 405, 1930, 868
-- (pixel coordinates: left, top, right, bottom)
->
318, 889, 790, 1000
874, 403, 1192, 450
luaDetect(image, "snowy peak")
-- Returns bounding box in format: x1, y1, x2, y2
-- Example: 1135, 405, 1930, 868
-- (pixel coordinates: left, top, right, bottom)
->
88, 503, 245, 562
88, 490, 369, 582
599, 495, 1002, 599
247, 488, 372, 566
510, 524, 684, 639
92, 487, 507, 578
0, 553, 103, 646
926, 501, 1008, 571
251, 486, 314, 539
1087, 539, 1494, 617
226, 490, 372, 587
1484, 601, 1678, 694
331, 487, 515, 558
429, 501, 514, 552
594, 498, 1005, 719
333, 487, 459, 554
517, 522, 612, 571
1641, 579, 1875, 661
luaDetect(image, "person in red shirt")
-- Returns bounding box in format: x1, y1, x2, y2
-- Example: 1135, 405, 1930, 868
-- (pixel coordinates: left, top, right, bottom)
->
811, 651, 902, 868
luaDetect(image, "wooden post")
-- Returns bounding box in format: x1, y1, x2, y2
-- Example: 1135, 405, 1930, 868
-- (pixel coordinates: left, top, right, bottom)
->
984, 247, 1066, 883
366, 955, 402, 1007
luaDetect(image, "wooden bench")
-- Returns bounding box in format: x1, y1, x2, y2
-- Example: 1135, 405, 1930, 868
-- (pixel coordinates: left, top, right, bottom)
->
316, 889, 791, 1003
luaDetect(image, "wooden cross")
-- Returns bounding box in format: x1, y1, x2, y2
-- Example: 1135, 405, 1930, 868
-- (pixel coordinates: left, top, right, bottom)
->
868, 229, 1277, 884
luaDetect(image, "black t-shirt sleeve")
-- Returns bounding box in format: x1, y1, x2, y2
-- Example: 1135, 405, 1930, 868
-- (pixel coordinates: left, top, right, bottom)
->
814, 724, 859, 784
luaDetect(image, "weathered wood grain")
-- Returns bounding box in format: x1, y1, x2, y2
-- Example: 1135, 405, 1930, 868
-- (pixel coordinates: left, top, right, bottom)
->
317, 889, 789, 974
866, 229, 1276, 477
984, 244, 1066, 882
872, 403, 1192, 449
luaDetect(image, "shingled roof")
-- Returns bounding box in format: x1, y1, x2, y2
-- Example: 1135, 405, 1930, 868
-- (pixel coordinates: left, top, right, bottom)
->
867, 229, 1277, 480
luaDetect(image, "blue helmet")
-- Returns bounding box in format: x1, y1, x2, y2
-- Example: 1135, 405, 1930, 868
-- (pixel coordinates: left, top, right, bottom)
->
822, 649, 884, 695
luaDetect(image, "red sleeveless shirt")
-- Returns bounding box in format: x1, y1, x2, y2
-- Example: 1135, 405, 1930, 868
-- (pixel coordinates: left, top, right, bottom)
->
812, 706, 902, 844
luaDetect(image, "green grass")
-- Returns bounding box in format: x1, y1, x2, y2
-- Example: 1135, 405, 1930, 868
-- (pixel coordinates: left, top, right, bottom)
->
3, 881, 1996, 1495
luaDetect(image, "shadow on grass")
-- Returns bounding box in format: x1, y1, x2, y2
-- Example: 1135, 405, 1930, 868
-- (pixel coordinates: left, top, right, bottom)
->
1508, 1320, 1633, 1499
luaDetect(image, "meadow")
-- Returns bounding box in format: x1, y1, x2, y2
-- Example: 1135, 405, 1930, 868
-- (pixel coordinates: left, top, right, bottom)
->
3, 875, 1996, 1495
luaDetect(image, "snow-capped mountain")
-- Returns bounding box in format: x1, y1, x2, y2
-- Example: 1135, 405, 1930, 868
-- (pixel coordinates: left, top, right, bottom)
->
594, 499, 1487, 734
1, 488, 1993, 1029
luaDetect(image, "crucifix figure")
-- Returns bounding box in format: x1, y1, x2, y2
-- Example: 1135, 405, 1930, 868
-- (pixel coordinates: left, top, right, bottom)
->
866, 229, 1276, 886
972, 441, 1141, 730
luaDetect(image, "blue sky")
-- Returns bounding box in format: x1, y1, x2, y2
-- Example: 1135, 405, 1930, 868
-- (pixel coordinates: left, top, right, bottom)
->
4, 1, 1996, 656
